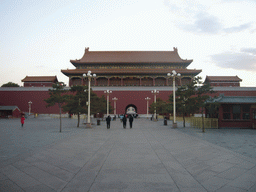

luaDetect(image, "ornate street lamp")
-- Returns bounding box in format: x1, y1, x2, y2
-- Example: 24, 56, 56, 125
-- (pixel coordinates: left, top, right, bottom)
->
112, 97, 118, 116
145, 97, 151, 119
83, 71, 96, 128
167, 70, 181, 128
151, 90, 159, 121
28, 101, 32, 115
104, 90, 112, 116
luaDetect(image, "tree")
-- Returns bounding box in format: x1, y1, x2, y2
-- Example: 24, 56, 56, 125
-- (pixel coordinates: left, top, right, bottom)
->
62, 86, 113, 127
62, 85, 88, 127
149, 98, 170, 115
170, 79, 196, 127
44, 82, 68, 132
90, 94, 113, 117
194, 79, 214, 132
205, 97, 220, 118
91, 94, 106, 115
1, 82, 20, 87
169, 77, 214, 128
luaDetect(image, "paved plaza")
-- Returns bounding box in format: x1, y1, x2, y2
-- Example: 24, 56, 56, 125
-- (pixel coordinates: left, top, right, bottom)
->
0, 116, 256, 192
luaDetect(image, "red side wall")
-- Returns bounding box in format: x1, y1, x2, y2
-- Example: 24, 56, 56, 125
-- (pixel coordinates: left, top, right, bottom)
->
0, 91, 60, 114
0, 90, 171, 115
1, 89, 256, 128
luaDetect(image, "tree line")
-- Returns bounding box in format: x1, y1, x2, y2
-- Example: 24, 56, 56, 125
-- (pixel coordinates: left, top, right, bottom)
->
44, 82, 112, 132
149, 77, 219, 130
44, 77, 219, 132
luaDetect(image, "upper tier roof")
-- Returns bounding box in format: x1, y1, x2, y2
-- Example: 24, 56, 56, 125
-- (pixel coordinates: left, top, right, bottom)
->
70, 47, 193, 66
205, 76, 242, 82
21, 76, 58, 82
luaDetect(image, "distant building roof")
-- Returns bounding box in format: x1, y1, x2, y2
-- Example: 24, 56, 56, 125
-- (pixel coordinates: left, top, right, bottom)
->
209, 95, 256, 104
205, 76, 242, 82
21, 76, 58, 82
70, 47, 193, 66
0, 106, 20, 111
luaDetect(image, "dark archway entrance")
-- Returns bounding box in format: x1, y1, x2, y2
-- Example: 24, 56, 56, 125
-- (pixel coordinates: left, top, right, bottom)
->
125, 104, 137, 114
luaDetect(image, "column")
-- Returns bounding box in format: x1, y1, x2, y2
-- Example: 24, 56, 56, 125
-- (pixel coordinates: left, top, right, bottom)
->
121, 78, 123, 86
94, 77, 97, 86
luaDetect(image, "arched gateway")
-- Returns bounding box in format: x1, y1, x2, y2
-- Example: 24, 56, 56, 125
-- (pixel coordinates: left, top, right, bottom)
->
125, 104, 137, 115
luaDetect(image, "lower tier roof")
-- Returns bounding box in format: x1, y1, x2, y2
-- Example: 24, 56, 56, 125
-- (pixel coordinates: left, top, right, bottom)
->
61, 68, 202, 76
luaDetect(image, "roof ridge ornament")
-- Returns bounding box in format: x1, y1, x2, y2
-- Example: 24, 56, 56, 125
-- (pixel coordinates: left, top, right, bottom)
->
85, 47, 89, 52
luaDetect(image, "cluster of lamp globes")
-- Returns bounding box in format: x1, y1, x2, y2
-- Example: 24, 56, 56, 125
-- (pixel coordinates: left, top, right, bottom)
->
83, 70, 96, 78
167, 70, 181, 77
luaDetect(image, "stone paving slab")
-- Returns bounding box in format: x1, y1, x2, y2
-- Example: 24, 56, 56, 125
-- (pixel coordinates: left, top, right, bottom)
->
0, 117, 256, 191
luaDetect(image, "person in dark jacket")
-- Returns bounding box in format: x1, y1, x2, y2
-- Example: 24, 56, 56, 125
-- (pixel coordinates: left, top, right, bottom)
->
122, 115, 127, 129
129, 115, 134, 128
106, 115, 111, 129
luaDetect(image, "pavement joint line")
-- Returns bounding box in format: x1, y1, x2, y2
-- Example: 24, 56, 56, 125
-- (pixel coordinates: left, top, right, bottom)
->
60, 129, 117, 192
144, 126, 209, 192
174, 129, 256, 164
142, 129, 182, 191
87, 133, 119, 191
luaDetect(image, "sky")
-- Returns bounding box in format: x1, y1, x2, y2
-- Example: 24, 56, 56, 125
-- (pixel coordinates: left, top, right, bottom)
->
1, 0, 256, 87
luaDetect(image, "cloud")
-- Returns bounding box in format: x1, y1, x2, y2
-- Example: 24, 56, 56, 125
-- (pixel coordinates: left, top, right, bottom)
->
164, 0, 253, 35
223, 23, 252, 33
241, 48, 256, 55
181, 12, 223, 34
179, 12, 251, 35
211, 49, 256, 71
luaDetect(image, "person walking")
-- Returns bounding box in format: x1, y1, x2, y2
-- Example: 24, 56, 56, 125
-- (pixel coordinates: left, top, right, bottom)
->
106, 115, 111, 129
122, 115, 127, 129
21, 115, 25, 127
129, 115, 134, 128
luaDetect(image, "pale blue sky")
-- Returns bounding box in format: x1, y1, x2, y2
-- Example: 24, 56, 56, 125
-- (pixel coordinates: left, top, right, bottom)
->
1, 0, 256, 86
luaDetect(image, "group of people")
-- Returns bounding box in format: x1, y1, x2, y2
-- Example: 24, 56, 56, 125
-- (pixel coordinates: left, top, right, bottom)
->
106, 114, 134, 129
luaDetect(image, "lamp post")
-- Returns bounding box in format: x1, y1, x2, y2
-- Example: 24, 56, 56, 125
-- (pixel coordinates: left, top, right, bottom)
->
167, 70, 181, 128
112, 97, 118, 116
83, 71, 96, 128
145, 97, 151, 119
151, 90, 159, 121
28, 101, 32, 115
104, 90, 112, 116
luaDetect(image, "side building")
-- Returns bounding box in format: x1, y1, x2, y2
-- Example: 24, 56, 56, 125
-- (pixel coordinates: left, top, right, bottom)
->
21, 76, 58, 87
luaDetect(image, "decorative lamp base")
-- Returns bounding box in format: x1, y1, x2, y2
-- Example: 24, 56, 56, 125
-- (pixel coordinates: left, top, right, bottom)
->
172, 122, 177, 128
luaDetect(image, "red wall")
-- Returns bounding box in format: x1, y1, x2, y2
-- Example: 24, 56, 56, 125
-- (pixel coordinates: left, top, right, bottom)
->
94, 90, 171, 114
0, 91, 60, 114
1, 89, 256, 117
